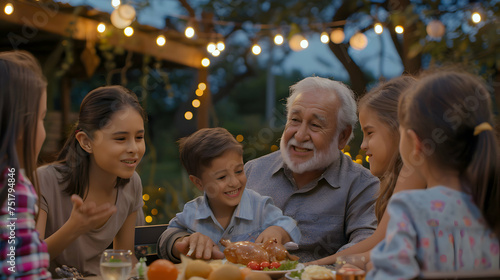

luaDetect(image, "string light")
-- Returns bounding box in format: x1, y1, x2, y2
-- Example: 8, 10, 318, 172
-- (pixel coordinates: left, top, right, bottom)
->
366, 156, 370, 163
184, 111, 193, 120
374, 23, 383, 34
395, 25, 404, 34
156, 35, 166, 46
195, 89, 204, 96
201, 58, 210, 67
97, 23, 106, 33
274, 34, 284, 45
124, 26, 134, 37
151, 209, 158, 215
289, 34, 306, 51
330, 28, 345, 44
252, 44, 262, 55
236, 135, 244, 142
211, 50, 221, 57
4, 3, 13, 15
217, 41, 225, 51
350, 32, 368, 50
472, 12, 481, 23
192, 99, 201, 108
145, 216, 152, 223
111, 0, 120, 8
185, 26, 195, 38
198, 82, 207, 90
207, 42, 216, 53
320, 32, 329, 43
142, 194, 150, 201
299, 39, 309, 49
111, 9, 132, 29
426, 20, 445, 38
118, 4, 135, 21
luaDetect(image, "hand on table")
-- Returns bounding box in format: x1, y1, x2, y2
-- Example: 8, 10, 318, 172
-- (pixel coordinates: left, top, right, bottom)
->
256, 225, 289, 244
174, 232, 224, 260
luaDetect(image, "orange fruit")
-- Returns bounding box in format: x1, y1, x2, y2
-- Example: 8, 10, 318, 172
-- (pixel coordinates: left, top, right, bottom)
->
147, 259, 178, 280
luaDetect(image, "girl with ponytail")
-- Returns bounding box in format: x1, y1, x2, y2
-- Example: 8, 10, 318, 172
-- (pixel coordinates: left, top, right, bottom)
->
368, 70, 500, 279
36, 86, 146, 277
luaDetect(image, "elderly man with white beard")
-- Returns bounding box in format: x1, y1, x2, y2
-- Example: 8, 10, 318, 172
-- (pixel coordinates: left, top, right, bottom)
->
244, 76, 379, 262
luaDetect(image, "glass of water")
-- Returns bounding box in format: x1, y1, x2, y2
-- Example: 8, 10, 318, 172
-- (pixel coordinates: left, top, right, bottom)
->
100, 249, 133, 280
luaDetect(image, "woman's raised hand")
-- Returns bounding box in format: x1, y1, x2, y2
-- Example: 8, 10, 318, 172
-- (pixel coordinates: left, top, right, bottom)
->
69, 194, 117, 234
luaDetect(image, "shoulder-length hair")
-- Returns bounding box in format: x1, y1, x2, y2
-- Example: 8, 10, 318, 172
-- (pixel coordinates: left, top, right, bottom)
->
358, 75, 416, 222
0, 51, 46, 206
55, 85, 146, 198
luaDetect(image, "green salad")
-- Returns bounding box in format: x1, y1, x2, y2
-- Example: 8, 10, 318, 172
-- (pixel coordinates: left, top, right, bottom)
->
262, 260, 299, 271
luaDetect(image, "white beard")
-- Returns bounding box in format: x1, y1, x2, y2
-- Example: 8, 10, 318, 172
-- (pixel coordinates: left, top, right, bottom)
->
280, 134, 340, 174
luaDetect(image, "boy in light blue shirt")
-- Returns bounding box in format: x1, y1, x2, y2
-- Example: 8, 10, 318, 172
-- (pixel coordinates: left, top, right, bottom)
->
158, 127, 301, 262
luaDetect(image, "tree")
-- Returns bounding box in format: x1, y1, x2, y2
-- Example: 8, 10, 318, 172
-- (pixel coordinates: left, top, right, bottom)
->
170, 0, 498, 103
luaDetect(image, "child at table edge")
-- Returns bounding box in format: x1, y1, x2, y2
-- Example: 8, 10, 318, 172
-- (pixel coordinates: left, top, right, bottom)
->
157, 127, 301, 263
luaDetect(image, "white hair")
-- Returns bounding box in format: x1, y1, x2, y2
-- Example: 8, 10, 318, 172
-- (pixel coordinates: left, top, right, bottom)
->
286, 76, 358, 143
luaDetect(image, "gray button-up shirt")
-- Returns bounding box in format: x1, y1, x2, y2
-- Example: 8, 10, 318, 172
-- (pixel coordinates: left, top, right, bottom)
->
245, 150, 379, 262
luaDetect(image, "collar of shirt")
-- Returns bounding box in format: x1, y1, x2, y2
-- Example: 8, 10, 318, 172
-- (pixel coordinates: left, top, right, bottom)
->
270, 150, 346, 190
194, 191, 255, 221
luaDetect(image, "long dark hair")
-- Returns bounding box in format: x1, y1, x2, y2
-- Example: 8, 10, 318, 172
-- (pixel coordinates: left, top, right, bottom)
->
399, 70, 500, 237
358, 75, 416, 222
55, 86, 146, 198
0, 51, 46, 206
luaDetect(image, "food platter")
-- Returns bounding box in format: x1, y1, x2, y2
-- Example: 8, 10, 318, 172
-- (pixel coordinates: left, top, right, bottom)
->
252, 263, 305, 279
285, 266, 336, 280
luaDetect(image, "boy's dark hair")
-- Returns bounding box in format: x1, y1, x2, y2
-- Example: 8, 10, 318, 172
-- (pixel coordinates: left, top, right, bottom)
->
178, 127, 243, 177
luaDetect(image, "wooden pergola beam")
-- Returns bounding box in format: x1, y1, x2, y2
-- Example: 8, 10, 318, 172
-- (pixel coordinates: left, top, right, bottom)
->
0, 1, 204, 68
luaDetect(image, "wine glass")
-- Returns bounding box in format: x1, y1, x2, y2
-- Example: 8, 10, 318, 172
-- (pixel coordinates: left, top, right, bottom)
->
100, 249, 133, 280
335, 255, 367, 280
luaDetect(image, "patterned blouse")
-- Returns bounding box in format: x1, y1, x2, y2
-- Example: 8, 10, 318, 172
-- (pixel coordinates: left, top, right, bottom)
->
0, 168, 51, 279
368, 186, 499, 280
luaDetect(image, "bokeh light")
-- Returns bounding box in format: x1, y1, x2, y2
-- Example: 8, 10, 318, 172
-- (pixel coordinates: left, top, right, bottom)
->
184, 111, 193, 120
156, 35, 166, 46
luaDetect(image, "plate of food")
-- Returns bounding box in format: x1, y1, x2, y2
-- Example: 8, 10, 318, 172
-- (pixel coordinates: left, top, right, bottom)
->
251, 263, 304, 279
285, 265, 336, 280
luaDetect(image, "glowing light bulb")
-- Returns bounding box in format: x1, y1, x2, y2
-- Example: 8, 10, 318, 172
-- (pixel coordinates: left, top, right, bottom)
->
185, 26, 195, 38
184, 111, 193, 120
97, 23, 106, 33
4, 3, 13, 15
111, 0, 120, 8
320, 32, 329, 44
349, 32, 368, 50
156, 35, 166, 46
195, 89, 203, 96
300, 39, 308, 49
274, 34, 284, 45
330, 29, 345, 44
472, 12, 481, 23
217, 41, 225, 51
201, 58, 210, 67
374, 23, 383, 34
198, 82, 207, 90
207, 42, 216, 53
124, 26, 134, 37
211, 50, 221, 57
192, 99, 201, 108
395, 25, 404, 34
252, 44, 261, 55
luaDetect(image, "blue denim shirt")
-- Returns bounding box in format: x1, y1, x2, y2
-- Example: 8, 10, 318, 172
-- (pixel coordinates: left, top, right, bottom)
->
167, 188, 301, 252
245, 150, 379, 262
